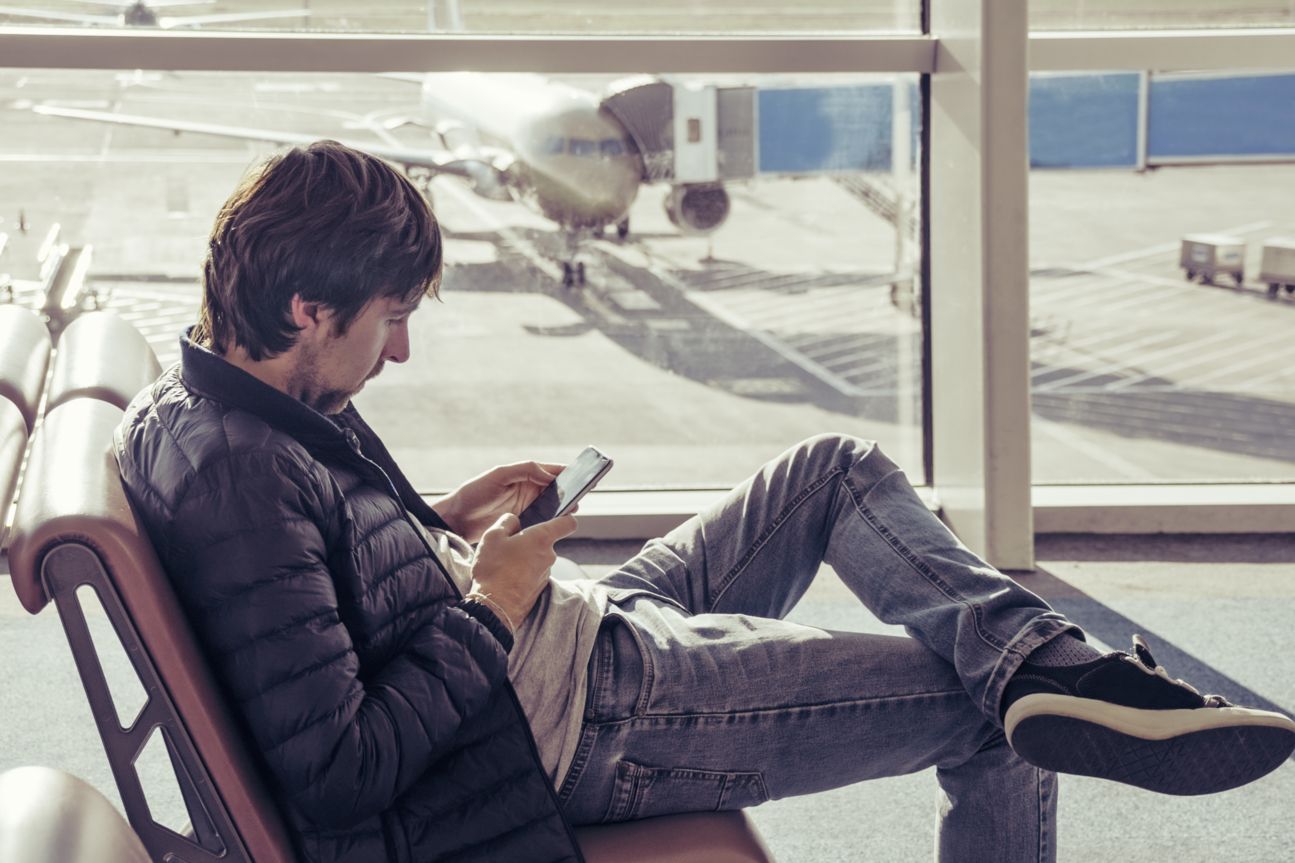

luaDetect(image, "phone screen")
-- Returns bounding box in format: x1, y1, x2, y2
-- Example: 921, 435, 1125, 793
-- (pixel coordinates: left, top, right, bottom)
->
518, 446, 612, 528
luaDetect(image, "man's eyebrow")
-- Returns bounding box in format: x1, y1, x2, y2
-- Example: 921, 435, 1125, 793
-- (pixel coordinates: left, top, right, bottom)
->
394, 299, 422, 315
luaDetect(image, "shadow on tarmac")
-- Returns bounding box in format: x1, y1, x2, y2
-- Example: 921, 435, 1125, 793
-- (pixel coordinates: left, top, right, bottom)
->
1032, 362, 1295, 465
443, 227, 915, 424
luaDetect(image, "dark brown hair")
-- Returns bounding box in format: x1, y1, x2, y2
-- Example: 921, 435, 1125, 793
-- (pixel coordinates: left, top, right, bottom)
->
194, 140, 441, 359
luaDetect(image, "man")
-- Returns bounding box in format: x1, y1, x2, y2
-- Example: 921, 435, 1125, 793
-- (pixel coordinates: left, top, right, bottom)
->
116, 141, 1295, 863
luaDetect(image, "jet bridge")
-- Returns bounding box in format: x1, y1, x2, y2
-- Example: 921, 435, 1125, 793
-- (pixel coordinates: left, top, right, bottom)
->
600, 77, 912, 236
600, 77, 754, 234
600, 76, 756, 184
600, 76, 907, 182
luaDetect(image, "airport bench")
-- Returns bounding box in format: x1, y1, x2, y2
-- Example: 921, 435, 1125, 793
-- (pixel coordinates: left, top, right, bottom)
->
0, 766, 150, 863
4, 341, 773, 861
0, 308, 160, 550
0, 304, 51, 434
0, 305, 53, 548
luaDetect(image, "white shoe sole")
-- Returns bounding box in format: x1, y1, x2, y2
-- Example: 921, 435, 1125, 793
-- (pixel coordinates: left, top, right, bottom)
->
1005, 694, 1295, 795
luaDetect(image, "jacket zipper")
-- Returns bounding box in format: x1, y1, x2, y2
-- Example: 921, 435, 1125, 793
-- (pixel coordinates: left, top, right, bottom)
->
342, 428, 459, 596
342, 427, 586, 862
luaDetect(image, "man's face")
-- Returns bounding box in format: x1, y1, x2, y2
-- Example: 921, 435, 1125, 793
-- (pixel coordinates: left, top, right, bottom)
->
292, 294, 420, 414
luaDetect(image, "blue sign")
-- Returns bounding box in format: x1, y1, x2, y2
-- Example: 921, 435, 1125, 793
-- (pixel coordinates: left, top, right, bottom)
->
757, 85, 897, 174
1029, 72, 1141, 168
753, 72, 1295, 178
1148, 72, 1295, 161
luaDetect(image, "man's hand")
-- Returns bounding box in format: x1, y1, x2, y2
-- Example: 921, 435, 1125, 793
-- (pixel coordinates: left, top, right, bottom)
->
433, 461, 564, 542
469, 512, 577, 629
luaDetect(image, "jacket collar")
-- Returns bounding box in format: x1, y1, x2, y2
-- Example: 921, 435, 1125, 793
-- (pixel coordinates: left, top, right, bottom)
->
176, 329, 448, 530
178, 328, 348, 448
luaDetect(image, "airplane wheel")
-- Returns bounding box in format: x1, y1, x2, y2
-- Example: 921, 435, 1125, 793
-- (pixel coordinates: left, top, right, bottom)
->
576, 262, 586, 285
562, 262, 575, 288
1185, 269, 1195, 281
1269, 283, 1281, 299
616, 218, 629, 240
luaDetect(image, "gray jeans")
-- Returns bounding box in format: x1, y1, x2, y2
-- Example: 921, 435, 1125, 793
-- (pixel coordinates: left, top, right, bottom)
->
556, 434, 1077, 863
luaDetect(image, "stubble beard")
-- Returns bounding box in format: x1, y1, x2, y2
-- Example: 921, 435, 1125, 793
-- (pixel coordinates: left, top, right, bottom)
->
292, 341, 357, 415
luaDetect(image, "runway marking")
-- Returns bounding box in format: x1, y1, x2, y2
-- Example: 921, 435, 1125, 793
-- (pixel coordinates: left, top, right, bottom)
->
1032, 415, 1159, 480
1097, 329, 1273, 391
1045, 284, 1274, 350
1069, 220, 1273, 271
1144, 327, 1295, 391
1032, 332, 1183, 390
677, 287, 873, 396
649, 262, 917, 394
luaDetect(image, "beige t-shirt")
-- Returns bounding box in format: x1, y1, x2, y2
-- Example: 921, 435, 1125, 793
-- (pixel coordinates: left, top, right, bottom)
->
421, 526, 608, 788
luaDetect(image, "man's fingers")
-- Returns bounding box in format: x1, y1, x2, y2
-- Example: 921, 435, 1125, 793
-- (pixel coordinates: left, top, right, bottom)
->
489, 460, 562, 486
529, 462, 564, 485
534, 513, 577, 541
484, 512, 520, 539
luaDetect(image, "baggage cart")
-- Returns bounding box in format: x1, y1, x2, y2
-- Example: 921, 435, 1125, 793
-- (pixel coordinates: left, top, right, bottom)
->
1180, 234, 1245, 287
1259, 238, 1295, 299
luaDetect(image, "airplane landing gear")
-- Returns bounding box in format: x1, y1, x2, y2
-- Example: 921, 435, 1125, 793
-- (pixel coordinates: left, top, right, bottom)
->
561, 228, 592, 288
615, 217, 629, 240
562, 261, 587, 288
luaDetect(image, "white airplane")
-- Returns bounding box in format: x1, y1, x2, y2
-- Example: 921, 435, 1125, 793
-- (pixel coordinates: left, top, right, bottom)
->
32, 72, 736, 286
0, 0, 309, 29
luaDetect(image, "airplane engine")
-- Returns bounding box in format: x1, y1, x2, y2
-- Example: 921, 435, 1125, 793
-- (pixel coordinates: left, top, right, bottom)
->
665, 183, 730, 235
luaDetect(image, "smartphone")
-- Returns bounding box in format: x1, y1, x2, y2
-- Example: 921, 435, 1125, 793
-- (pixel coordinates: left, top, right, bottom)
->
517, 446, 614, 529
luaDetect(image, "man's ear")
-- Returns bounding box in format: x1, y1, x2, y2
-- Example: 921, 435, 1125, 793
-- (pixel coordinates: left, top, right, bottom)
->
289, 294, 327, 335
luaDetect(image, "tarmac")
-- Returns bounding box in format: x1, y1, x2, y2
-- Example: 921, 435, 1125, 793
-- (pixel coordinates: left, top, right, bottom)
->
2, 533, 1293, 862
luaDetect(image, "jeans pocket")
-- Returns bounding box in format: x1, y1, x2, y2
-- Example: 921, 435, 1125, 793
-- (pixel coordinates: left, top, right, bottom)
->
585, 609, 651, 722
603, 760, 769, 823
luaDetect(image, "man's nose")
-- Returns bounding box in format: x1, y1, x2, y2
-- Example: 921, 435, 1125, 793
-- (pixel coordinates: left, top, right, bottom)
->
385, 321, 411, 364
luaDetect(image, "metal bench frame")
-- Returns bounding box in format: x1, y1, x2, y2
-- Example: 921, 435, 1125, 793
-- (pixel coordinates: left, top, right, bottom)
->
43, 540, 246, 862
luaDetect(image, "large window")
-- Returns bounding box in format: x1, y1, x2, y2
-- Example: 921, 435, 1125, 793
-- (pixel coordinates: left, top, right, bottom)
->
1027, 70, 1295, 483
0, 66, 925, 490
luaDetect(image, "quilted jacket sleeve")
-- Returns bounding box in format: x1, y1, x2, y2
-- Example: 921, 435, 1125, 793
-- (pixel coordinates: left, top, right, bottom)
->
167, 449, 510, 827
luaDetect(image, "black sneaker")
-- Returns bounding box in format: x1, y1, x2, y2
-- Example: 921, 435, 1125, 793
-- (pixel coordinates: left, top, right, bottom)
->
1002, 634, 1295, 795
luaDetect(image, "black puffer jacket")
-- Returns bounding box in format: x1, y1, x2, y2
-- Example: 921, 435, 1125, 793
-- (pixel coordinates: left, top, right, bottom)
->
115, 334, 583, 863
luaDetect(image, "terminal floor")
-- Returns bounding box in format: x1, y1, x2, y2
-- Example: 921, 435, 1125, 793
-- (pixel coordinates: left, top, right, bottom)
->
2, 533, 1292, 862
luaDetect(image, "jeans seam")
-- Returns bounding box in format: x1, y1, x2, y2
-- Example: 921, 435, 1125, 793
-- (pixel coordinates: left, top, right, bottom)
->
711, 465, 845, 611
614, 762, 645, 822
628, 620, 656, 715
844, 472, 1009, 653
1037, 767, 1051, 863
1037, 768, 1045, 863
595, 687, 971, 724
556, 722, 598, 805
